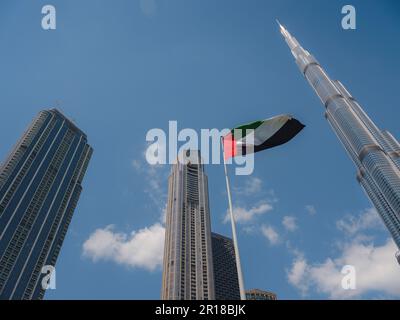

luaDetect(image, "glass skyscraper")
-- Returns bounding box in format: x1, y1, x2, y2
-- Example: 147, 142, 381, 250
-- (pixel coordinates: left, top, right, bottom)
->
162, 150, 215, 300
278, 22, 400, 263
0, 109, 93, 299
211, 232, 240, 300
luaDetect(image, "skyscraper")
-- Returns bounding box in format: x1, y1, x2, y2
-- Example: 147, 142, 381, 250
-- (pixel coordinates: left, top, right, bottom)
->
162, 150, 215, 300
278, 22, 400, 262
0, 109, 93, 299
211, 232, 240, 300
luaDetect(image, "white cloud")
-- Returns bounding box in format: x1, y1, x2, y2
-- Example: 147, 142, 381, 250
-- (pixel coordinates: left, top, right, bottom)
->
161, 203, 167, 225
242, 225, 257, 235
336, 208, 383, 236
140, 0, 157, 17
287, 253, 309, 295
282, 216, 298, 232
235, 177, 262, 195
261, 224, 280, 245
82, 223, 165, 271
287, 207, 400, 299
85, 144, 167, 272
224, 202, 273, 224
287, 238, 400, 299
233, 177, 278, 201
131, 159, 142, 171
305, 205, 317, 216
132, 145, 168, 221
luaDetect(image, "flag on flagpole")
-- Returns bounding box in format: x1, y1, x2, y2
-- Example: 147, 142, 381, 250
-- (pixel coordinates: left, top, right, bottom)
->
223, 114, 305, 159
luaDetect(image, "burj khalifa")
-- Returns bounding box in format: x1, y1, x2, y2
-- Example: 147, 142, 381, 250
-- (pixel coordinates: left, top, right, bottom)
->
278, 21, 400, 265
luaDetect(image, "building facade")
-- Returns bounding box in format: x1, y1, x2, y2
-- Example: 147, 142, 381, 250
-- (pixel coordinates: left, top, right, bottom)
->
211, 232, 240, 300
246, 289, 277, 300
162, 150, 215, 300
279, 22, 400, 262
0, 109, 93, 299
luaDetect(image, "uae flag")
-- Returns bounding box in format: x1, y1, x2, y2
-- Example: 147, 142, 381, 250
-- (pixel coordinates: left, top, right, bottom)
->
223, 114, 305, 159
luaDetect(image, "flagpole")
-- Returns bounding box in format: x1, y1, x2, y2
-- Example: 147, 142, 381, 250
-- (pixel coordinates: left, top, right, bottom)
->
220, 137, 246, 300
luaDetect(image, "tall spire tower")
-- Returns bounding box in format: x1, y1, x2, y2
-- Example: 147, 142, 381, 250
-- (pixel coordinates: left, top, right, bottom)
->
278, 22, 400, 264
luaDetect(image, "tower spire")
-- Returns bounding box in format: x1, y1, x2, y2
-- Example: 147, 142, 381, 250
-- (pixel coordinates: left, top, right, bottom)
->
278, 24, 400, 264
276, 21, 303, 57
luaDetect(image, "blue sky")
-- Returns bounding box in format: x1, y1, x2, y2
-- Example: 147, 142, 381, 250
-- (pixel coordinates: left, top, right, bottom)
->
0, 0, 400, 299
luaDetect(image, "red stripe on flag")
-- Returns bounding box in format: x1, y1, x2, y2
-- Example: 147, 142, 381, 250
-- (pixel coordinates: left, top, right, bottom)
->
223, 133, 237, 160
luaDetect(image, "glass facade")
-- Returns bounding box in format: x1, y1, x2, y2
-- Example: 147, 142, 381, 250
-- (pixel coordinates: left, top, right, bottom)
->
279, 23, 400, 261
211, 232, 240, 300
0, 109, 92, 300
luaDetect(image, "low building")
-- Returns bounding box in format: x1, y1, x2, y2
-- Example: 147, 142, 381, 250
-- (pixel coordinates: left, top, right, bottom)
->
246, 289, 277, 300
